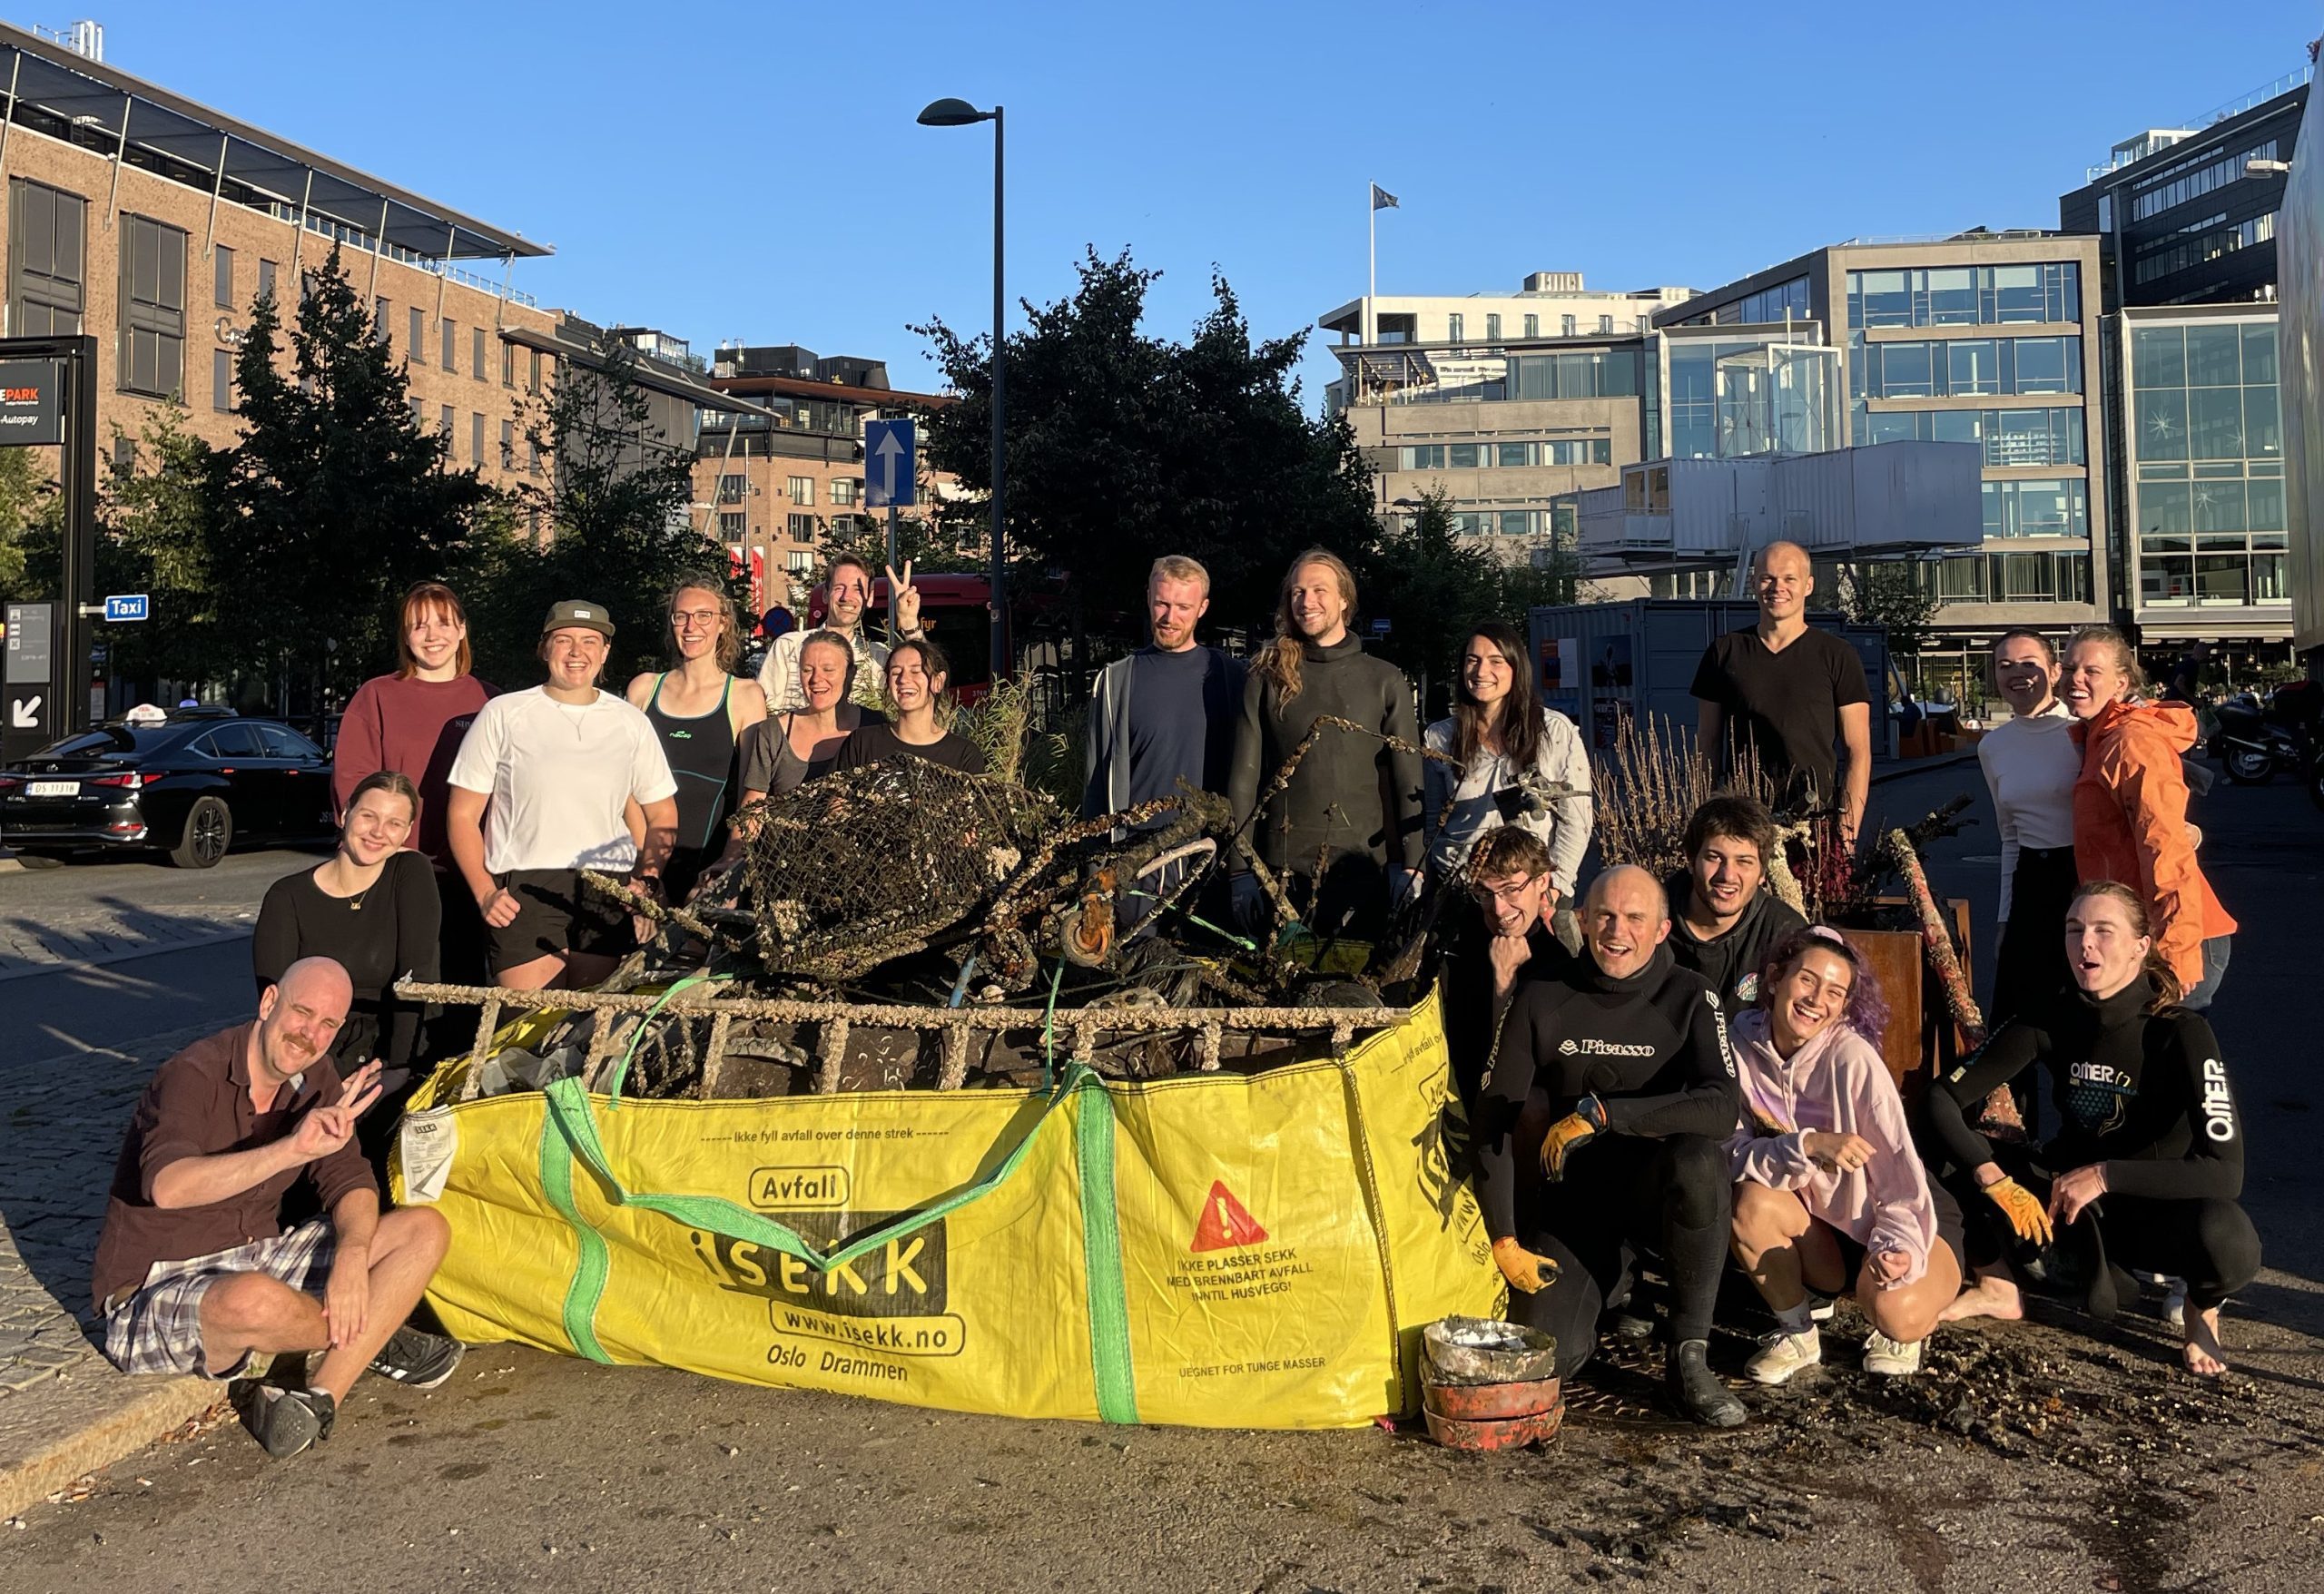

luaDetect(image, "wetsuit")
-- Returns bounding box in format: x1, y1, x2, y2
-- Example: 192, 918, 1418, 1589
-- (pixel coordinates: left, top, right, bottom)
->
1438, 901, 1571, 1110
1926, 980, 2259, 1313
1476, 943, 1739, 1378
645, 674, 738, 901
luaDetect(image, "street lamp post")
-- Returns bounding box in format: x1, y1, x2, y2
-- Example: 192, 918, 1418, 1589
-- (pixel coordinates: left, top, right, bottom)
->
918, 97, 1009, 686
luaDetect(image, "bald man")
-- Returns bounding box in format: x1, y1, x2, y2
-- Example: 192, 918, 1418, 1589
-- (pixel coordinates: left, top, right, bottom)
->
1690, 541, 1873, 847
91, 957, 460, 1460
1473, 866, 1747, 1426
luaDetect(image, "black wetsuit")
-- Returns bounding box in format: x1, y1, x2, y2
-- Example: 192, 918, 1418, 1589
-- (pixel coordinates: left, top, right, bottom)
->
1439, 901, 1571, 1109
645, 674, 738, 901
1927, 979, 2259, 1311
1476, 943, 1739, 1377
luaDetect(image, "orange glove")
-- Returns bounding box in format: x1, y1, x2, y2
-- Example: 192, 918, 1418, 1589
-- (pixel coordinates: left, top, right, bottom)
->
1492, 1236, 1559, 1294
1538, 1095, 1608, 1183
1981, 1175, 2054, 1246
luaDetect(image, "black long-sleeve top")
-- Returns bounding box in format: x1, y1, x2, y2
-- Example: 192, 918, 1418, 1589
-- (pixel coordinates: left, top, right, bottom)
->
1474, 943, 1740, 1240
1928, 979, 2243, 1203
1226, 635, 1424, 881
251, 850, 441, 1082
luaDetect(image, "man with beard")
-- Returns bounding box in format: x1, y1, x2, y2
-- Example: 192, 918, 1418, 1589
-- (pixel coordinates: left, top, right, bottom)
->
1474, 865, 1748, 1427
90, 958, 459, 1460
757, 554, 926, 713
1667, 795, 1807, 1017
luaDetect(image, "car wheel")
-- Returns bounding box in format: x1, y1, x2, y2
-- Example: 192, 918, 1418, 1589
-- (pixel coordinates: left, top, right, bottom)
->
2222, 745, 2274, 785
169, 796, 232, 869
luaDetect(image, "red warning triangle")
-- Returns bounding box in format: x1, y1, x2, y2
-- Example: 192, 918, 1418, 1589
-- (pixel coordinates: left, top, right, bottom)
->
1189, 1179, 1269, 1253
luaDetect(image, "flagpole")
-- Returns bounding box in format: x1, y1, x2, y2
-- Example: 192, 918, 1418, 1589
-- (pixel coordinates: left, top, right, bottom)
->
1365, 182, 1376, 352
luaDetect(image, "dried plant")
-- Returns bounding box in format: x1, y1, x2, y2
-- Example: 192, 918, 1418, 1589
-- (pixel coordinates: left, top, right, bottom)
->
1589, 713, 1774, 885
953, 673, 1038, 786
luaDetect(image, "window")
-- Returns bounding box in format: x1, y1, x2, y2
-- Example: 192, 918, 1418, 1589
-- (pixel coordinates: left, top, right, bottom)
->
440, 404, 454, 437
409, 307, 424, 360
440, 318, 456, 372
1447, 313, 1464, 343
8, 178, 84, 335
212, 348, 232, 412
717, 473, 746, 504
118, 214, 187, 398
409, 396, 422, 426
528, 435, 543, 474
1856, 336, 2081, 398
529, 349, 543, 390
213, 244, 234, 309
787, 513, 816, 541
1496, 442, 1528, 467
1448, 442, 1479, 468
719, 511, 746, 537
2128, 138, 2280, 221
472, 327, 486, 379
372, 296, 389, 343
258, 259, 278, 302
201, 723, 267, 759
1598, 315, 1614, 334
1400, 444, 1446, 470
502, 341, 516, 387
1508, 349, 1642, 400
1523, 314, 1539, 339
1846, 263, 2080, 329
1980, 477, 2089, 538
786, 549, 812, 576
1561, 314, 1576, 336
499, 418, 515, 469
787, 476, 814, 506
472, 413, 485, 465
1484, 313, 1502, 342
830, 477, 858, 506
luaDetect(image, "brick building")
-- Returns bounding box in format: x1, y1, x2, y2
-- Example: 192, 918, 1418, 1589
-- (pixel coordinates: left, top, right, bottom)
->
694, 344, 957, 616
0, 22, 556, 487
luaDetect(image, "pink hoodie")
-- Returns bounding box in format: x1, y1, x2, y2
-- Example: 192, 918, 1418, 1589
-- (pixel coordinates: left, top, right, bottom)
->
1724, 1009, 1940, 1288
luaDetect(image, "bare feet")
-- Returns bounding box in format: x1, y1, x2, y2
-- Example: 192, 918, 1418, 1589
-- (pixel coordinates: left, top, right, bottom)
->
1939, 1271, 2024, 1324
2182, 1305, 2228, 1378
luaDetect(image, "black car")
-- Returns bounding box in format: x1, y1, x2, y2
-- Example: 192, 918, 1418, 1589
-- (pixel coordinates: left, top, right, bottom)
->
0, 710, 335, 868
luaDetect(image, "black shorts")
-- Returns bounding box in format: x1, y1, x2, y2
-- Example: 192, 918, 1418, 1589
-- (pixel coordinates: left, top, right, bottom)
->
1828, 1179, 1967, 1286
487, 868, 635, 973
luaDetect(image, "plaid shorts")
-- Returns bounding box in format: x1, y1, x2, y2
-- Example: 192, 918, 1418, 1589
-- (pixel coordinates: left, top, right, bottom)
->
102, 1219, 338, 1380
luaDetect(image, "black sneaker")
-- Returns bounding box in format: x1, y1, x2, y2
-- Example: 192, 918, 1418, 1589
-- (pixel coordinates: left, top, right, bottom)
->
1610, 1311, 1657, 1345
369, 1324, 465, 1390
246, 1385, 336, 1459
1668, 1339, 1747, 1429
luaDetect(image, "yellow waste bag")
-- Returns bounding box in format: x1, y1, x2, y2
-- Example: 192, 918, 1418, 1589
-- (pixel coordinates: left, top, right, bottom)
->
393, 987, 1501, 1427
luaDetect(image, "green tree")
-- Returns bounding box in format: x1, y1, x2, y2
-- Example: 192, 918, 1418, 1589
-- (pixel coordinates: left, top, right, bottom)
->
0, 445, 58, 605
95, 403, 231, 689
211, 246, 498, 704
1837, 558, 1937, 660
470, 334, 726, 688
821, 510, 983, 580
912, 250, 1381, 664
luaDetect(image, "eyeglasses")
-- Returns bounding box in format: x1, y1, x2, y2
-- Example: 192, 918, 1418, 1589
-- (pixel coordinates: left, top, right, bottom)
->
1468, 875, 1542, 909
673, 608, 722, 631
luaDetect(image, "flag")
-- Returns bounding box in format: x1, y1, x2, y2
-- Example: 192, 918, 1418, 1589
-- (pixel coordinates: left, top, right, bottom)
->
1371, 182, 1399, 211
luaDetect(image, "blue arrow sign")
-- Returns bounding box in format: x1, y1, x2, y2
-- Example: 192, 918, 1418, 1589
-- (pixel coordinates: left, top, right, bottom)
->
103, 594, 150, 623
864, 418, 915, 510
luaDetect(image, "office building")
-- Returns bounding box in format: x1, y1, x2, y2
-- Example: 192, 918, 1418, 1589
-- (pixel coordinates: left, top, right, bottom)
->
2287, 54, 2324, 659
699, 345, 956, 612
0, 22, 557, 487
1317, 274, 1695, 567
2064, 65, 2310, 659
1656, 233, 2107, 701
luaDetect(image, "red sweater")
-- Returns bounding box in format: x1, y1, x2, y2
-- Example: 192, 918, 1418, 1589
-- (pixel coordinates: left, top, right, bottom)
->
332, 673, 495, 867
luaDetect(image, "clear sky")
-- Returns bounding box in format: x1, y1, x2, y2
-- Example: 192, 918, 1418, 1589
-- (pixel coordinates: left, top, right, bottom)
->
68, 0, 2323, 408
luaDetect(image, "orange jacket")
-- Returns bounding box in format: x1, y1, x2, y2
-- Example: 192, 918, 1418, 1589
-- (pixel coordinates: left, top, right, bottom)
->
2072, 698, 2236, 991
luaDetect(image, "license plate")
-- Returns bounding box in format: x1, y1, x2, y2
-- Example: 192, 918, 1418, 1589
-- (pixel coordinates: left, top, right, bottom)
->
26, 780, 78, 797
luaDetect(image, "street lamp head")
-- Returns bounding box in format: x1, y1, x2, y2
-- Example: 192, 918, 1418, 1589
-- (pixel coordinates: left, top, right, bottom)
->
918, 97, 994, 127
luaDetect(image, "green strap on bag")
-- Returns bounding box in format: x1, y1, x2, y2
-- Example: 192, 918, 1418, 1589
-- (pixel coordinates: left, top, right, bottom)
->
535, 1061, 1142, 1422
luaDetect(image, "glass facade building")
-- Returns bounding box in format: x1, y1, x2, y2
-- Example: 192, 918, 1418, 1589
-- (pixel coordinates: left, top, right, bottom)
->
1662, 334, 1839, 460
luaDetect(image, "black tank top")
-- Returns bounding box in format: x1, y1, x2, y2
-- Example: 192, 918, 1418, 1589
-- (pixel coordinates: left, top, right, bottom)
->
645, 674, 736, 898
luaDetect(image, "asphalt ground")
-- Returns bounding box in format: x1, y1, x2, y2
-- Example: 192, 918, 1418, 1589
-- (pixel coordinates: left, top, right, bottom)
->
1, 775, 2320, 1591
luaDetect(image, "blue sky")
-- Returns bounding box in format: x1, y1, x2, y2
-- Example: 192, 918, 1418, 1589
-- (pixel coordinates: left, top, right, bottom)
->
75, 1, 2322, 407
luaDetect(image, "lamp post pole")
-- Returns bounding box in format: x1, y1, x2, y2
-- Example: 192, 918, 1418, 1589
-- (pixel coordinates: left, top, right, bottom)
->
989, 106, 1008, 686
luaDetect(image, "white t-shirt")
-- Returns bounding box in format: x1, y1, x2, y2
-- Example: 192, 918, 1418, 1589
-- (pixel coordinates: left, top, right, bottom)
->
446, 686, 678, 874
1975, 702, 2079, 921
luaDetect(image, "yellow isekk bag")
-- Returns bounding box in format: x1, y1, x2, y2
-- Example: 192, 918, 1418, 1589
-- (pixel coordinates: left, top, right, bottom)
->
394, 988, 1499, 1427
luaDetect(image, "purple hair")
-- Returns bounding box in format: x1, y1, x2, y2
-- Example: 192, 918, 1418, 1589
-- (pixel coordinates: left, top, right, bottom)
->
1755, 925, 1889, 1041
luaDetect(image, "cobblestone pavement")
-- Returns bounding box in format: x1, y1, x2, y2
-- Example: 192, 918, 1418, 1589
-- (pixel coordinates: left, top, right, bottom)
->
0, 850, 316, 980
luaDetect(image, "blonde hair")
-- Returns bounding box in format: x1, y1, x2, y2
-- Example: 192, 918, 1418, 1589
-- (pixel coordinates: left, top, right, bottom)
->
1256, 549, 1358, 713
1148, 555, 1211, 595
2066, 625, 2146, 697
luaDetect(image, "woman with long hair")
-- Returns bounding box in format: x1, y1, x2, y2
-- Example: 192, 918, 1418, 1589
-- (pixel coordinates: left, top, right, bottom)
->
1929, 881, 2258, 1376
1225, 549, 1423, 941
737, 629, 885, 802
1423, 622, 1592, 944
624, 574, 766, 901
1727, 928, 1964, 1382
1978, 628, 2079, 1039
833, 638, 987, 774
332, 582, 494, 981
251, 771, 440, 1170
2063, 625, 2235, 1009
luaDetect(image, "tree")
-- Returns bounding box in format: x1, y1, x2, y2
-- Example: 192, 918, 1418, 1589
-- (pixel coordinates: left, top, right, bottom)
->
0, 445, 58, 605
468, 334, 727, 688
821, 510, 983, 581
95, 403, 232, 690
1836, 558, 1937, 661
210, 246, 499, 705
912, 250, 1381, 664
1358, 487, 1503, 709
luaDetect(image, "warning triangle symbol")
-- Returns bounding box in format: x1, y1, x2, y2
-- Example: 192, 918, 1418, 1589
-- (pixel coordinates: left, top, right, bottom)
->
1189, 1179, 1268, 1253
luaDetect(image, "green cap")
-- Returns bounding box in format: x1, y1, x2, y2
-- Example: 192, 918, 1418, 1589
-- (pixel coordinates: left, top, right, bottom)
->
542, 599, 615, 638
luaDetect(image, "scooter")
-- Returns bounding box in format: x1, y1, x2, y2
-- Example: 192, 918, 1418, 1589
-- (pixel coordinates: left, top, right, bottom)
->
2210, 679, 2323, 785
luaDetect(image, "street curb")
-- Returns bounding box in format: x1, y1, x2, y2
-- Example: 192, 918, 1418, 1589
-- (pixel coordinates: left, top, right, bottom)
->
0, 1373, 220, 1521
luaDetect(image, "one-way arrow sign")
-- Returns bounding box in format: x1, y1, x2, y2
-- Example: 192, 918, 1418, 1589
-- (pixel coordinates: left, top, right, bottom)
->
864, 418, 915, 510
9, 694, 38, 728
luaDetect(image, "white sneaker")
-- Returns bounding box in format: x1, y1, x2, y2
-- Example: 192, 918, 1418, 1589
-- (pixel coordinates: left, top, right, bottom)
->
2162, 1282, 2188, 1330
1862, 1330, 1924, 1377
1747, 1327, 1822, 1385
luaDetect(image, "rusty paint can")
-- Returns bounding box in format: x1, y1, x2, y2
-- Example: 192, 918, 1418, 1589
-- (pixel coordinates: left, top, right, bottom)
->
1423, 1373, 1562, 1423
1423, 1399, 1565, 1451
